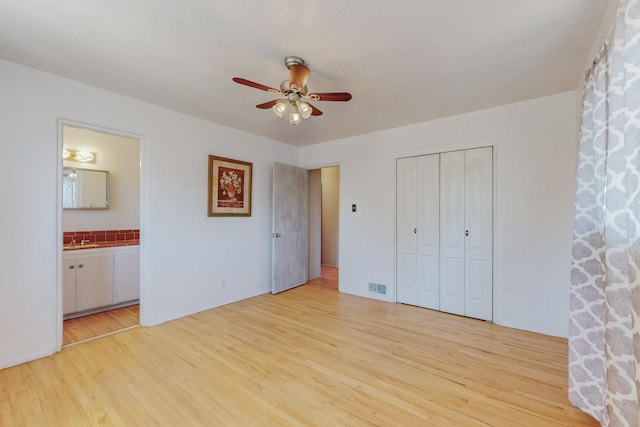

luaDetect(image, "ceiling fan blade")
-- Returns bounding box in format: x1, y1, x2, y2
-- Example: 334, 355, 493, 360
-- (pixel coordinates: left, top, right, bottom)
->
307, 92, 352, 102
256, 100, 279, 109
308, 103, 323, 116
232, 77, 281, 94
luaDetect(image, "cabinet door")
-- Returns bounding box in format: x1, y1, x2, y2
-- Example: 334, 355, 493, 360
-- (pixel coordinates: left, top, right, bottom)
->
114, 248, 140, 303
75, 253, 114, 312
63, 258, 77, 314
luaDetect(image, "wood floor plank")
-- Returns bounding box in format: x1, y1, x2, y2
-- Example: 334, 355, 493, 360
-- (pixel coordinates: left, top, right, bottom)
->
2, 280, 597, 426
63, 304, 140, 346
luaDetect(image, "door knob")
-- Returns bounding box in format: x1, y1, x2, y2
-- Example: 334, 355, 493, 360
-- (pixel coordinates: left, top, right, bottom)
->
273, 233, 281, 238
413, 228, 417, 234
465, 230, 469, 236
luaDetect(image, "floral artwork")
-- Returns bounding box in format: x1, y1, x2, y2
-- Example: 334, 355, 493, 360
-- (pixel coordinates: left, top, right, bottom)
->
218, 168, 244, 204
208, 156, 252, 216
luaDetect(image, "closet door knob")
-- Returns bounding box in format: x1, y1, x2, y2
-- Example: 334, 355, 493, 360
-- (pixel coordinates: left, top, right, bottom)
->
465, 230, 469, 236
413, 228, 417, 234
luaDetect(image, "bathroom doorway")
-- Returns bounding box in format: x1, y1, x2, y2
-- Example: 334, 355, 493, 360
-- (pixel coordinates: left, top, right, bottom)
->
59, 122, 142, 347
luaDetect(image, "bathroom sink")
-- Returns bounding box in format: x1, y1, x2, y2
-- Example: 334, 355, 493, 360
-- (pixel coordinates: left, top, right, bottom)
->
64, 243, 100, 250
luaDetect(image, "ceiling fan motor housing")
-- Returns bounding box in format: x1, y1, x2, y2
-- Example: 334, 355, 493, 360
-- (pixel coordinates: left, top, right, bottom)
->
285, 56, 309, 93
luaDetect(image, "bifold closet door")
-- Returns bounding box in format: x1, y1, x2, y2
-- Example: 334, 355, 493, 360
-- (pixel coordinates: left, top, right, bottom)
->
440, 147, 493, 321
463, 147, 493, 320
439, 150, 466, 316
396, 155, 440, 310
396, 157, 417, 304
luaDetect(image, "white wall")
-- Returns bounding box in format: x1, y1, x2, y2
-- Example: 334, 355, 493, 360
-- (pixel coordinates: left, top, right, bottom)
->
308, 169, 322, 279
0, 59, 297, 369
300, 91, 578, 337
321, 167, 340, 267
63, 125, 140, 231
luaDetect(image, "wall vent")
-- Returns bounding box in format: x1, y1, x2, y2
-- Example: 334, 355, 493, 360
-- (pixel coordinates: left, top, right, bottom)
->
369, 283, 387, 295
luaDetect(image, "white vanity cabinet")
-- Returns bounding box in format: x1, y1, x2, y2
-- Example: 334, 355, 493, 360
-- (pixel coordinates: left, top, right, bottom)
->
63, 250, 114, 314
114, 246, 140, 304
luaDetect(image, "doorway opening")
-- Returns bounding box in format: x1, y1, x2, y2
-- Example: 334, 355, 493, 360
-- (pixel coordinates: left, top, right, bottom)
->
59, 122, 142, 347
308, 166, 339, 290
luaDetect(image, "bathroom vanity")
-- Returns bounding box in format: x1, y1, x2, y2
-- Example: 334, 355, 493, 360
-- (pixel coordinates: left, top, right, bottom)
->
63, 245, 139, 318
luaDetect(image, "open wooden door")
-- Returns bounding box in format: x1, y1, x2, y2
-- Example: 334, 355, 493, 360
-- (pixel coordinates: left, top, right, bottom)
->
272, 162, 308, 294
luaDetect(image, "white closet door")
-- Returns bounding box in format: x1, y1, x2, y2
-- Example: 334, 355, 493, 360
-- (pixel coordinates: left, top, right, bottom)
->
416, 154, 440, 309
397, 148, 492, 320
439, 151, 466, 316
464, 147, 493, 320
396, 157, 418, 304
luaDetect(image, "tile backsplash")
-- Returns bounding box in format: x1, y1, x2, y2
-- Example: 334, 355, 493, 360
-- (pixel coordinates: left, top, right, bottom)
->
63, 229, 140, 244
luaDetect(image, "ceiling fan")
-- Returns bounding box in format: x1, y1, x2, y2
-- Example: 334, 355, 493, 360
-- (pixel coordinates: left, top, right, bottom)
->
232, 56, 352, 126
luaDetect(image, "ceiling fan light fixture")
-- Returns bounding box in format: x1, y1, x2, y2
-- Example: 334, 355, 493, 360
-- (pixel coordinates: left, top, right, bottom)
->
289, 102, 301, 125
299, 101, 312, 119
272, 100, 287, 118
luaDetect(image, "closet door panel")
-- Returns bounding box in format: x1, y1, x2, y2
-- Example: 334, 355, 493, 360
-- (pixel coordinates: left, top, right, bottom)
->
464, 147, 493, 321
439, 151, 465, 316
396, 158, 418, 304
417, 154, 440, 309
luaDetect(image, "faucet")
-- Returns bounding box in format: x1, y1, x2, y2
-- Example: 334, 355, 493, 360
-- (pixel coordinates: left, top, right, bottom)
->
80, 239, 91, 246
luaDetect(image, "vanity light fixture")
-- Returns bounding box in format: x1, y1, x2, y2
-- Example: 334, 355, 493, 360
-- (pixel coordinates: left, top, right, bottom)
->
62, 148, 96, 163
74, 151, 95, 162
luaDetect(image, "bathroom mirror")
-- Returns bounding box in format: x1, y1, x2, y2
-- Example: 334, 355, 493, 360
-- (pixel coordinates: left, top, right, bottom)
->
63, 167, 110, 209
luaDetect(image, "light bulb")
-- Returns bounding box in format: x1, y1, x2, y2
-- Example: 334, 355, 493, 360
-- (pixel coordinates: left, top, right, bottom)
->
272, 100, 287, 118
299, 102, 312, 119
75, 151, 95, 162
289, 103, 301, 125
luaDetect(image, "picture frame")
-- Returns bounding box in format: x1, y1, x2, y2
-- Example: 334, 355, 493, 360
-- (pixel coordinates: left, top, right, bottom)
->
208, 155, 252, 217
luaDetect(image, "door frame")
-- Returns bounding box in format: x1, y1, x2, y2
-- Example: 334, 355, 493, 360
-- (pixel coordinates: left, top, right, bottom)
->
55, 118, 147, 351
393, 140, 497, 317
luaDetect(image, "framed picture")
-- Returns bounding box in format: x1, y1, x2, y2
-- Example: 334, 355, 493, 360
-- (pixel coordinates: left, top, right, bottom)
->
208, 155, 252, 216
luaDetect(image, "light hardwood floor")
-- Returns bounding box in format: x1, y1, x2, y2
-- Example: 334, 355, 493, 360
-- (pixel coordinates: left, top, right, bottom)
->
307, 265, 339, 289
63, 304, 140, 346
2, 276, 596, 426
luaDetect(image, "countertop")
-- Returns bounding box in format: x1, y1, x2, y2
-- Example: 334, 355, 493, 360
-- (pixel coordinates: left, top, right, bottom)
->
63, 240, 139, 251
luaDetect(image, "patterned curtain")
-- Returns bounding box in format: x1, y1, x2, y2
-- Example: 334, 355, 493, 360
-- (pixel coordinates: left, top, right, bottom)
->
570, 1, 640, 425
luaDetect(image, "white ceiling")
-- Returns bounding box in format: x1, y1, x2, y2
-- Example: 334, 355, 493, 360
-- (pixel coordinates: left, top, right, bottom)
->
0, 0, 612, 146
